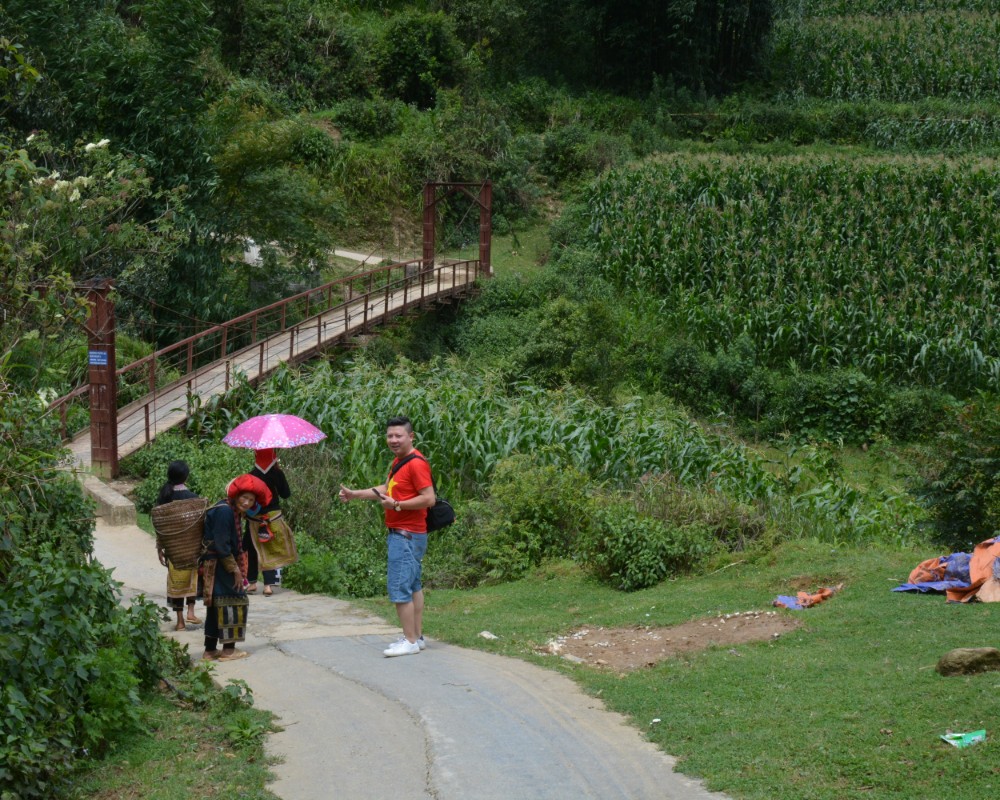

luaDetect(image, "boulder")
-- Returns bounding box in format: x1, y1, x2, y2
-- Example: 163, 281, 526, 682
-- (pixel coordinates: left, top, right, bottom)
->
936, 647, 1000, 676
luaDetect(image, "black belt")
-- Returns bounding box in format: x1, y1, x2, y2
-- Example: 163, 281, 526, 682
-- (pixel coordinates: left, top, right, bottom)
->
387, 528, 412, 540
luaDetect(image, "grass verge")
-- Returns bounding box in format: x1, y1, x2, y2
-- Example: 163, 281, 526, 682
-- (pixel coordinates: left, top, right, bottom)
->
358, 538, 1000, 800
72, 663, 280, 800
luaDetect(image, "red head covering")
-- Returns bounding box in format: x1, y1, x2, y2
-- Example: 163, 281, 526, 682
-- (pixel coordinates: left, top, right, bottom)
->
254, 448, 277, 473
226, 473, 272, 507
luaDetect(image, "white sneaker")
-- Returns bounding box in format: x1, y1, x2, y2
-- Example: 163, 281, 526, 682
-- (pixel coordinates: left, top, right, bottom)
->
384, 638, 420, 657
392, 635, 427, 651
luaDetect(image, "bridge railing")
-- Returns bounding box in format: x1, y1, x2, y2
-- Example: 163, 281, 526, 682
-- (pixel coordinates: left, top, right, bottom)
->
52, 257, 487, 442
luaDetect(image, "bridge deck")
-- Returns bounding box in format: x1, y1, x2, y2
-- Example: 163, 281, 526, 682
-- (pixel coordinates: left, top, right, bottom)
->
69, 261, 480, 469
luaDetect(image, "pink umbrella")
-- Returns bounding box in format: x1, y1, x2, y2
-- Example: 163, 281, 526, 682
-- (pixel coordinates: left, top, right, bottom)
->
223, 413, 327, 449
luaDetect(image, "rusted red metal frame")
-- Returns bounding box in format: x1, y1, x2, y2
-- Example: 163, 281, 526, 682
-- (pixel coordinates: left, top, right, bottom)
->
51, 258, 486, 442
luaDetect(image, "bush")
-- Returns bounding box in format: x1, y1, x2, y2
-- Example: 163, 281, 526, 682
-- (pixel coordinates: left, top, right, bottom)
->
438, 456, 597, 585
762, 368, 886, 444
582, 503, 715, 591
121, 433, 251, 514
0, 546, 168, 798
322, 96, 410, 141
1, 393, 95, 564
919, 395, 1000, 550
635, 472, 770, 553
376, 11, 464, 108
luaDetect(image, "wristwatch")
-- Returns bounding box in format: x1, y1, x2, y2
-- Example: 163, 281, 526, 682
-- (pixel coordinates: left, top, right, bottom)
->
393, 500, 401, 512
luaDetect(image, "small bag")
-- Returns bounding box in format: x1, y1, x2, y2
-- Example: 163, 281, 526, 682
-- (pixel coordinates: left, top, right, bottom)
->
426, 497, 456, 532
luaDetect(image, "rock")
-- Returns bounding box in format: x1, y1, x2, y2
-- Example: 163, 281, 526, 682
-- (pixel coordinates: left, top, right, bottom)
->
936, 647, 1000, 676
478, 630, 499, 640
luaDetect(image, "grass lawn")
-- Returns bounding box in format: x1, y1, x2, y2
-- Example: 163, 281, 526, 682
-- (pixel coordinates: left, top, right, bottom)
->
358, 538, 1000, 800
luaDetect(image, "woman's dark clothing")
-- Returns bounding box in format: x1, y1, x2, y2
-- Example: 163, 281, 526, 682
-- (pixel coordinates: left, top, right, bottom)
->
242, 464, 291, 586
202, 500, 248, 650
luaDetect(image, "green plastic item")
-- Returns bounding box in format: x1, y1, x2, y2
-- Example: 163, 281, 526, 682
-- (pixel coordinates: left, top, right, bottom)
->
940, 730, 986, 748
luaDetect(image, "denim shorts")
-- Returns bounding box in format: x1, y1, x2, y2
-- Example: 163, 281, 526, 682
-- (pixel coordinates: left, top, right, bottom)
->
386, 530, 428, 604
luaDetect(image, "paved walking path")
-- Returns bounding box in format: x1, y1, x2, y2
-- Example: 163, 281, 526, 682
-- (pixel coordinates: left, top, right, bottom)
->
94, 512, 727, 800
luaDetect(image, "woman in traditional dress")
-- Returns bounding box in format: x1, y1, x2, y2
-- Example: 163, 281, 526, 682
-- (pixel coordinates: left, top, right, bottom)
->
155, 460, 202, 631
243, 448, 295, 597
201, 474, 271, 662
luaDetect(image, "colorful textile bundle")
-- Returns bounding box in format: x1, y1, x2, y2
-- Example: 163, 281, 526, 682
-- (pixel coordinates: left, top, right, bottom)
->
893, 538, 1000, 602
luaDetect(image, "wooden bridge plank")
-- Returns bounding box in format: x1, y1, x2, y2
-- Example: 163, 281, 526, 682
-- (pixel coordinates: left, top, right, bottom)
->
70, 266, 477, 469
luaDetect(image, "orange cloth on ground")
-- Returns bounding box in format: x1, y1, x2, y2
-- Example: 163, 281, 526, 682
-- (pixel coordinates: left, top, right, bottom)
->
945, 538, 1000, 603
791, 587, 836, 608
907, 557, 948, 585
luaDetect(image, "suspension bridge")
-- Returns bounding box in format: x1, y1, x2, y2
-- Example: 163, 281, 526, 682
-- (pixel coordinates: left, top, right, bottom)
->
54, 182, 493, 478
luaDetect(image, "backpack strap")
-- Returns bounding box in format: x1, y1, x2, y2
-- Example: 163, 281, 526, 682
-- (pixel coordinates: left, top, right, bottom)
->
388, 453, 436, 489
388, 453, 420, 479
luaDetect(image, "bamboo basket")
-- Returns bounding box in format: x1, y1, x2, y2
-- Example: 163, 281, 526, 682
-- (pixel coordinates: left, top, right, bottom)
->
151, 497, 209, 570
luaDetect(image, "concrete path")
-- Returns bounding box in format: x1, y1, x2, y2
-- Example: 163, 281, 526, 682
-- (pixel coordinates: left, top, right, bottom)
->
93, 516, 727, 800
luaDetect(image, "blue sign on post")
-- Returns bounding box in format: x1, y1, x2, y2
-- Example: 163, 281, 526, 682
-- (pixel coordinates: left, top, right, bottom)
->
88, 350, 109, 366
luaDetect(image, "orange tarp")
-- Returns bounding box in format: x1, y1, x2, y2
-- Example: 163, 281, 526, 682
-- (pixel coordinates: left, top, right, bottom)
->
946, 538, 1000, 603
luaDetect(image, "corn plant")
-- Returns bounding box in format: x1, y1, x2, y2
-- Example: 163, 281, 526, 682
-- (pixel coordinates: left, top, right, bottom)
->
768, 11, 1000, 102
231, 357, 921, 545
585, 154, 1000, 394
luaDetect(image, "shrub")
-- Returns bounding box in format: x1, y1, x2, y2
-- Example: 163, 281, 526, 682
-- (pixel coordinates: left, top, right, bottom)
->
582, 503, 715, 591
376, 11, 464, 108
322, 96, 410, 141
635, 472, 770, 553
440, 456, 597, 585
121, 433, 251, 514
763, 368, 886, 444
919, 395, 1000, 550
0, 546, 167, 798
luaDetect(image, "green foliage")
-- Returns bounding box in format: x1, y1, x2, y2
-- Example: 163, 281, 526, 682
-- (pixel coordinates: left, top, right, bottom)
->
376, 10, 464, 108
919, 395, 1000, 550
765, 368, 886, 445
223, 0, 372, 107
0, 547, 168, 799
120, 432, 251, 513
320, 96, 411, 141
0, 386, 95, 570
224, 715, 270, 750
634, 472, 771, 553
582, 503, 715, 591
768, 10, 1000, 102
456, 455, 596, 582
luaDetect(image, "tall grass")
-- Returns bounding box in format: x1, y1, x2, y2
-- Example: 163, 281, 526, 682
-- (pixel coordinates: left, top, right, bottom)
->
212, 359, 923, 547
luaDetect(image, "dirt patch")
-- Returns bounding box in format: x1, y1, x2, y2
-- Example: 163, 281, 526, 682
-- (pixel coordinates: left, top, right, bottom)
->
540, 611, 801, 673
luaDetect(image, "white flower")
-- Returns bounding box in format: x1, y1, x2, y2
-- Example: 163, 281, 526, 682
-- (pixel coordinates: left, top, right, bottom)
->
69, 188, 81, 202
97, 138, 110, 148
86, 138, 110, 151
54, 180, 71, 192
84, 142, 97, 152
26, 133, 36, 143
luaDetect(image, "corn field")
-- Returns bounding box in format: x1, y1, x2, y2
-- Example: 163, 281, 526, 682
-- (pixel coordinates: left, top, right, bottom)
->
248, 360, 777, 500
585, 154, 1000, 393
774, 0, 996, 17
768, 11, 1000, 102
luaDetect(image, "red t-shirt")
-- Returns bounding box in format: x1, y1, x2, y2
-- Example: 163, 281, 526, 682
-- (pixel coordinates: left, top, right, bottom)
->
385, 449, 433, 533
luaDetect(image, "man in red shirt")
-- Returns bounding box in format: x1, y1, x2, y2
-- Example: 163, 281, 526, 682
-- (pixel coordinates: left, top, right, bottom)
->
339, 416, 436, 657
